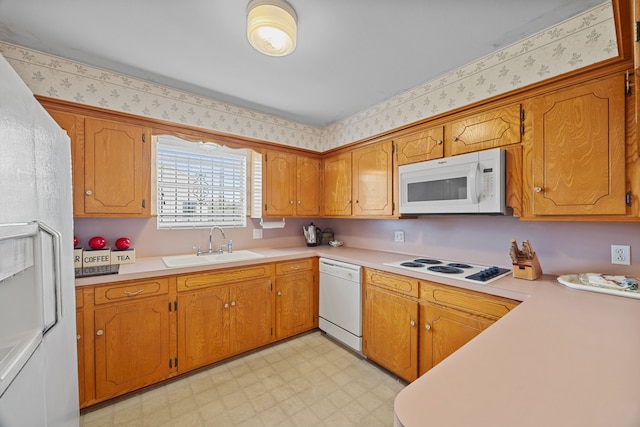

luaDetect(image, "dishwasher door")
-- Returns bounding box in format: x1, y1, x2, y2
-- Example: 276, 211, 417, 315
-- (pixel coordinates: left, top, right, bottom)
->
319, 258, 362, 352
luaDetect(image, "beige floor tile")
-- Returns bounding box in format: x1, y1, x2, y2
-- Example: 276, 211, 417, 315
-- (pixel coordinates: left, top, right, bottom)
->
81, 332, 406, 427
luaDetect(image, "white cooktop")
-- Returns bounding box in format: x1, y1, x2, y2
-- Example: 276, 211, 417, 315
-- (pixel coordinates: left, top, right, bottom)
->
383, 257, 511, 284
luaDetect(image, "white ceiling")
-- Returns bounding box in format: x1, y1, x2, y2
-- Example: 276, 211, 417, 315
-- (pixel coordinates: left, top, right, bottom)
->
0, 0, 605, 128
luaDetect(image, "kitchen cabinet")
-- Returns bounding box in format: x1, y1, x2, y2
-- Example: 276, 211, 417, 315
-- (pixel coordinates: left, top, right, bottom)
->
46, 109, 152, 217
323, 141, 395, 217
352, 141, 394, 216
176, 265, 273, 372
395, 125, 444, 165
322, 152, 352, 216
446, 103, 523, 156
263, 150, 321, 217
525, 74, 626, 216
363, 269, 419, 382
419, 281, 519, 375
75, 289, 85, 407
92, 278, 173, 401
274, 258, 317, 339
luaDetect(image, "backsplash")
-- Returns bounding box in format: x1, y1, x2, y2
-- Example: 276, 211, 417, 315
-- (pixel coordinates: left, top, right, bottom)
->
0, 2, 615, 151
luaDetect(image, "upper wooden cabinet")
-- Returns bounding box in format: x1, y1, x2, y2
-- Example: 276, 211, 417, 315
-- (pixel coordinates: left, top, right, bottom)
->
322, 152, 352, 216
395, 126, 444, 165
46, 108, 152, 217
446, 103, 523, 156
83, 118, 151, 216
526, 74, 626, 216
263, 150, 320, 217
323, 141, 395, 217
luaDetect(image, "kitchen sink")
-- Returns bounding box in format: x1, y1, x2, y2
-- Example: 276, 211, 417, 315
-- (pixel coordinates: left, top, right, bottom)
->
162, 250, 265, 268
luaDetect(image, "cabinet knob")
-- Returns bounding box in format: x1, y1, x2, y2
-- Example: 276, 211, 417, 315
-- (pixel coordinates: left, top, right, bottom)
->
277, 291, 282, 296
77, 334, 81, 341
290, 200, 294, 204
436, 139, 443, 145
534, 186, 543, 193
96, 329, 103, 336
297, 200, 301, 205
410, 320, 416, 327
224, 303, 229, 308
230, 301, 236, 307
85, 190, 93, 196
425, 323, 431, 330
452, 136, 459, 142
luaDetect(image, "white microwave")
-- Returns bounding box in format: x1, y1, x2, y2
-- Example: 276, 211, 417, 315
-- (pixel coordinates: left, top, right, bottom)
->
399, 148, 507, 215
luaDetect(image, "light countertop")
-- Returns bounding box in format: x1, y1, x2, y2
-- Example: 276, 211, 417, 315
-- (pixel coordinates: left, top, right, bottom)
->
75, 246, 640, 426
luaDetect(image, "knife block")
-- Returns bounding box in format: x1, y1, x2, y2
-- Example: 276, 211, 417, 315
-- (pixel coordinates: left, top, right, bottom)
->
512, 253, 542, 280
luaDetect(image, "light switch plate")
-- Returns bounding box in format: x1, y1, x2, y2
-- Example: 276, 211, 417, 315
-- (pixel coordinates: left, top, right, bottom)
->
253, 229, 263, 239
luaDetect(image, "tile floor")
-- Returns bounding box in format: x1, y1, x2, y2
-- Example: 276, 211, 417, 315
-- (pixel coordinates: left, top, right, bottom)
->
80, 331, 406, 427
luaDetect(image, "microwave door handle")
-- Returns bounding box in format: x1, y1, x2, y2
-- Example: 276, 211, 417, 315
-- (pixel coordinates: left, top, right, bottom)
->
467, 164, 480, 203
38, 222, 62, 335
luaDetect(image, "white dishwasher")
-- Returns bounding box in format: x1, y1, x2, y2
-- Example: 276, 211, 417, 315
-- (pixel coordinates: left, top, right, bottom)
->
319, 258, 362, 353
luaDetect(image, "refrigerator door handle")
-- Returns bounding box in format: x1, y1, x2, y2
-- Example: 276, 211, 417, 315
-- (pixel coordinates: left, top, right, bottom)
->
38, 222, 62, 335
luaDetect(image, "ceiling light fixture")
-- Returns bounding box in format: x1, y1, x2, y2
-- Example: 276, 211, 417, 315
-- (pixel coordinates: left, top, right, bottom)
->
247, 0, 297, 57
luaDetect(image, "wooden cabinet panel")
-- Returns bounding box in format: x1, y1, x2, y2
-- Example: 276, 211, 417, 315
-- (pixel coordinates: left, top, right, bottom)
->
296, 156, 321, 216
177, 285, 230, 371
395, 126, 444, 165
419, 302, 494, 375
230, 279, 273, 354
322, 152, 352, 216
447, 103, 522, 156
76, 309, 85, 406
275, 258, 314, 275
275, 271, 315, 339
94, 297, 171, 400
352, 141, 394, 216
363, 285, 418, 382
420, 282, 519, 319
529, 75, 626, 215
177, 264, 272, 291
94, 278, 169, 304
264, 150, 296, 216
83, 118, 150, 215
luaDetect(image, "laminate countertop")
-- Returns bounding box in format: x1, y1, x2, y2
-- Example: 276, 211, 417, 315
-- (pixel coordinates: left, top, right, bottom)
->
75, 246, 640, 426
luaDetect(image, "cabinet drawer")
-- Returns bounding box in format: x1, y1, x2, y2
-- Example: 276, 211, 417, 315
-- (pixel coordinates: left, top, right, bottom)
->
275, 258, 314, 275
94, 278, 169, 305
420, 282, 519, 319
365, 268, 419, 298
177, 264, 272, 292
75, 288, 84, 309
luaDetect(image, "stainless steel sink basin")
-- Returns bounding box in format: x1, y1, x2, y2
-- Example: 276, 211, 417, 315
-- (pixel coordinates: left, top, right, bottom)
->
162, 250, 265, 268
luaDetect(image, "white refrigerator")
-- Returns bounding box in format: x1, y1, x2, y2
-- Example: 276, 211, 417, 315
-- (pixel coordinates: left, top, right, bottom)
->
0, 53, 80, 425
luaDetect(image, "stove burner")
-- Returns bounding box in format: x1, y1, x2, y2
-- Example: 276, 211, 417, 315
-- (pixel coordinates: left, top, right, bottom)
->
447, 263, 473, 269
428, 265, 464, 274
414, 258, 442, 265
400, 261, 426, 268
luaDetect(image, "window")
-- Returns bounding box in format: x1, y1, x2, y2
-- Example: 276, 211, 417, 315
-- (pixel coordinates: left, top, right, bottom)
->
155, 135, 247, 229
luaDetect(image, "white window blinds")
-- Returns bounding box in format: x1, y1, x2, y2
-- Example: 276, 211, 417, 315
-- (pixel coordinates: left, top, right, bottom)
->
156, 136, 247, 229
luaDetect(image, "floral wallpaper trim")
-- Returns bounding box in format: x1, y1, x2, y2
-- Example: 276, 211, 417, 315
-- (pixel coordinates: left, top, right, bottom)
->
0, 2, 616, 152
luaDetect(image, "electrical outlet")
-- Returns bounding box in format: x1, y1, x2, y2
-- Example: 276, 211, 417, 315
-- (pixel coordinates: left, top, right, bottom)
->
611, 244, 630, 265
253, 229, 263, 239
394, 231, 405, 243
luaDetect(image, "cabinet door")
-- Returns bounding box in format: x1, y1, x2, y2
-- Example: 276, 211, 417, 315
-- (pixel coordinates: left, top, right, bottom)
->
447, 103, 522, 156
396, 126, 444, 165
263, 150, 296, 217
275, 271, 315, 339
230, 279, 273, 354
48, 111, 84, 215
363, 286, 418, 382
352, 141, 394, 216
94, 298, 171, 400
296, 156, 321, 216
419, 302, 494, 376
322, 152, 352, 216
530, 75, 626, 215
76, 310, 85, 407
84, 118, 150, 215
177, 286, 230, 372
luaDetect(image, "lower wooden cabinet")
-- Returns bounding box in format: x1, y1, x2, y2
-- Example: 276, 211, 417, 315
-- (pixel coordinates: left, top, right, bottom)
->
94, 297, 172, 400
363, 269, 419, 382
274, 259, 317, 339
177, 278, 273, 372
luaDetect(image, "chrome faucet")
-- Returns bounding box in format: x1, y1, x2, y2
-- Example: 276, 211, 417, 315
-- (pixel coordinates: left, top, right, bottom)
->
208, 226, 226, 254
